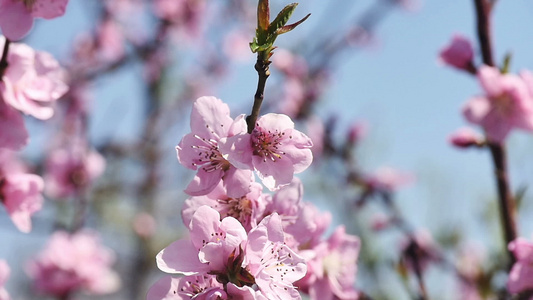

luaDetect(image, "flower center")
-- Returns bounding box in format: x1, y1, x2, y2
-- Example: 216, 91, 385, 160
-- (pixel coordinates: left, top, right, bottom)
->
21, 0, 36, 9
493, 94, 514, 117
218, 197, 253, 225
190, 135, 231, 172
251, 127, 286, 162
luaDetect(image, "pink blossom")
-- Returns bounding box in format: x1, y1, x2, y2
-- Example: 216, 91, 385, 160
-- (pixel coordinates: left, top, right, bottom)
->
246, 213, 307, 299
0, 260, 10, 300
96, 18, 125, 62
223, 30, 254, 63
152, 0, 206, 40
455, 243, 485, 300
264, 179, 331, 249
439, 34, 474, 70
1, 173, 43, 233
133, 212, 156, 238
0, 0, 69, 41
176, 96, 253, 198
157, 205, 247, 276
448, 127, 484, 148
1, 37, 68, 120
0, 98, 27, 150
507, 237, 533, 294
364, 167, 414, 192
347, 121, 368, 144
223, 113, 313, 191
300, 226, 360, 300
44, 145, 106, 199
182, 181, 266, 232
146, 275, 226, 300
370, 213, 391, 231
462, 66, 533, 143
26, 230, 120, 297
306, 117, 325, 161
146, 275, 269, 300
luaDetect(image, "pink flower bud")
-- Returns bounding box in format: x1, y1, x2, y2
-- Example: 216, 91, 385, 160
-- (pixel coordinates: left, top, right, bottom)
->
448, 127, 483, 148
439, 34, 474, 70
347, 121, 368, 144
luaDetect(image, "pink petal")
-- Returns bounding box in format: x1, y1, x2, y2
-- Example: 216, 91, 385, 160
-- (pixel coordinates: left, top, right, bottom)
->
190, 96, 233, 139
219, 134, 253, 170
0, 99, 28, 150
478, 66, 504, 97
156, 240, 208, 275
146, 276, 181, 300
256, 113, 295, 133
31, 0, 68, 19
184, 168, 224, 196
283, 146, 313, 174
0, 1, 33, 40
509, 238, 533, 262
252, 153, 294, 190
462, 96, 491, 125
222, 167, 253, 198
189, 205, 222, 249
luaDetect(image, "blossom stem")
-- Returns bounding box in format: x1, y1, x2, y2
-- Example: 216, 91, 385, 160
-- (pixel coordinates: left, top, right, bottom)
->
473, 0, 494, 66
488, 142, 517, 266
247, 54, 270, 133
0, 39, 10, 79
472, 0, 517, 267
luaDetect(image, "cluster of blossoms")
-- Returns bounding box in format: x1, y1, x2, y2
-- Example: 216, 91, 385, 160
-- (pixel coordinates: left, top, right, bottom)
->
0, 0, 70, 234
148, 96, 361, 299
441, 34, 533, 297
440, 34, 533, 145
26, 230, 120, 298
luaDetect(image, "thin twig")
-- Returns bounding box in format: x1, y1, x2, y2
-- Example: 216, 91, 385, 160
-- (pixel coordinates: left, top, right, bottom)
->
472, 0, 517, 268
0, 39, 10, 79
246, 55, 270, 133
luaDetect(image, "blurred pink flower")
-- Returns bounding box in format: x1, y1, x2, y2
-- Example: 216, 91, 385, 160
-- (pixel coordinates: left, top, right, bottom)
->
223, 30, 254, 63
439, 34, 474, 71
0, 99, 27, 150
1, 37, 68, 120
0, 260, 10, 300
462, 66, 533, 143
306, 117, 325, 161
364, 167, 414, 192
152, 0, 206, 40
370, 212, 391, 231
347, 121, 368, 145
96, 18, 124, 62
298, 226, 360, 300
448, 127, 484, 148
27, 230, 120, 297
44, 145, 105, 199
1, 173, 43, 233
133, 212, 156, 238
507, 237, 533, 295
0, 0, 69, 40
224, 113, 313, 191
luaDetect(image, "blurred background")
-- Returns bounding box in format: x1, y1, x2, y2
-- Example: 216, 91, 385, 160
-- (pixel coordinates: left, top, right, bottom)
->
3, 0, 533, 299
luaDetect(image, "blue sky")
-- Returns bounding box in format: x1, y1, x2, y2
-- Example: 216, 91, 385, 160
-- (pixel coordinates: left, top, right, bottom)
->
6, 0, 533, 298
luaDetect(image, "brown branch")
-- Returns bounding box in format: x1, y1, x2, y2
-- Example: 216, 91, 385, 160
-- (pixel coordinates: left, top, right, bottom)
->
0, 39, 10, 79
488, 142, 517, 267
472, 0, 517, 268
473, 0, 494, 66
246, 55, 270, 133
